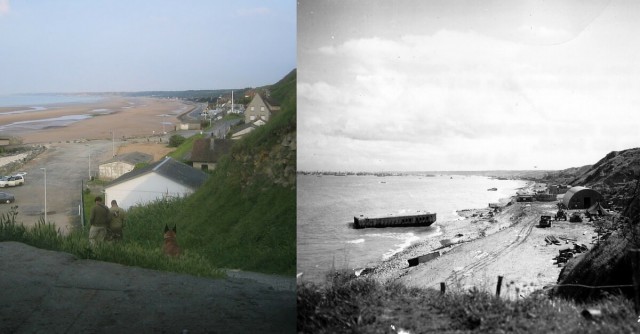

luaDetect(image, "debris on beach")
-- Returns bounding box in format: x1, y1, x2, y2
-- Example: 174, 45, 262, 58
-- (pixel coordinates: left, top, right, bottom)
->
553, 243, 589, 266
545, 235, 562, 245
407, 251, 441, 267
557, 236, 577, 243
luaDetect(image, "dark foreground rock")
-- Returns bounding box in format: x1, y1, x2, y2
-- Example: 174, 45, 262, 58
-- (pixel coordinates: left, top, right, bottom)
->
0, 242, 295, 333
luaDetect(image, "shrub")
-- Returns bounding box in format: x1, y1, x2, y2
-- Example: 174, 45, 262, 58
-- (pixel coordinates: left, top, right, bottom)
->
168, 134, 186, 147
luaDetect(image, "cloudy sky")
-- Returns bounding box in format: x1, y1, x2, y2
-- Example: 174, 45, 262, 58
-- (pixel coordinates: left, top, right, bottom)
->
0, 0, 295, 94
298, 0, 640, 172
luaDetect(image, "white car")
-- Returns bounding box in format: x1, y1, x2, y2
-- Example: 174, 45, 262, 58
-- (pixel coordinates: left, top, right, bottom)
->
0, 175, 24, 187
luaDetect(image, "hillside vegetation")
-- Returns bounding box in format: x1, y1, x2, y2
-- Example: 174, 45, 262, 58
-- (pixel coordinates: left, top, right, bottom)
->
139, 69, 297, 275
172, 69, 297, 275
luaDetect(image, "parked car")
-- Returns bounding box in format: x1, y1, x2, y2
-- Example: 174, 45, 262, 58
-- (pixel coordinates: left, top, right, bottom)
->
0, 192, 15, 204
0, 175, 24, 187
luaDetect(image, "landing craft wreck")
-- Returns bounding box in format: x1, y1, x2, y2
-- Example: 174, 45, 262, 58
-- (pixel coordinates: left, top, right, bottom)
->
353, 211, 436, 229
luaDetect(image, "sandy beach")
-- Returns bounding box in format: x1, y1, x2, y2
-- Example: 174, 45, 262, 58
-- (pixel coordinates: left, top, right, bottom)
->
366, 186, 598, 299
0, 96, 194, 144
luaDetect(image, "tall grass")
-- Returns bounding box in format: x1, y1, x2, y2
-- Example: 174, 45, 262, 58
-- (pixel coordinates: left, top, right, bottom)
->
297, 272, 640, 333
1, 205, 224, 279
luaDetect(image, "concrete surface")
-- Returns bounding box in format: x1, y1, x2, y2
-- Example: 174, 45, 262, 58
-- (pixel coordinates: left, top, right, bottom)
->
0, 242, 295, 333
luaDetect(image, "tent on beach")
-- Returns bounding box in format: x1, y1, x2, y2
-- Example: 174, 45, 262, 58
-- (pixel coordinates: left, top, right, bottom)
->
586, 202, 610, 216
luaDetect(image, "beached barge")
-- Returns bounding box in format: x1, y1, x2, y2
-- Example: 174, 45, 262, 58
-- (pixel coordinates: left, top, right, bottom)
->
353, 211, 436, 229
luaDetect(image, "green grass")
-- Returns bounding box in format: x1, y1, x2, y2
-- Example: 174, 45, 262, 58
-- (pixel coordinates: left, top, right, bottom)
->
223, 113, 242, 121
167, 133, 204, 161
297, 271, 640, 333
0, 206, 224, 278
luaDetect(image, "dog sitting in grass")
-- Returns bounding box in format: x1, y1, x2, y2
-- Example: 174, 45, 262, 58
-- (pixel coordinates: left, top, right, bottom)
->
163, 225, 181, 257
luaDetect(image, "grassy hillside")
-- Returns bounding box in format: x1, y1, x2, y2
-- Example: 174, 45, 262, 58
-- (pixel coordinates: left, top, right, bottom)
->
157, 69, 297, 275
177, 104, 296, 274
96, 69, 296, 276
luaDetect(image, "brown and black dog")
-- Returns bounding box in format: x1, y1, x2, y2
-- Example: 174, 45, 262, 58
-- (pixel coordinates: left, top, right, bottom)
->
163, 225, 181, 257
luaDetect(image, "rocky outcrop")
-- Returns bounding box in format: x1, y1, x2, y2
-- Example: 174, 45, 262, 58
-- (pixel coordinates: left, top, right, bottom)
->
235, 130, 296, 190
554, 234, 635, 302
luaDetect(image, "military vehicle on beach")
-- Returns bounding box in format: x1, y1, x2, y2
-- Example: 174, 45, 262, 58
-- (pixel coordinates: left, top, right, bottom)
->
555, 209, 567, 221
539, 215, 552, 228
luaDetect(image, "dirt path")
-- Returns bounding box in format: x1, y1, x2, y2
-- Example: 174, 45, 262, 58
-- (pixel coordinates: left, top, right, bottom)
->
0, 242, 295, 333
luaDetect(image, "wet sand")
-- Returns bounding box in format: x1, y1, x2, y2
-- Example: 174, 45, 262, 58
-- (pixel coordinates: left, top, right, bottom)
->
0, 96, 194, 144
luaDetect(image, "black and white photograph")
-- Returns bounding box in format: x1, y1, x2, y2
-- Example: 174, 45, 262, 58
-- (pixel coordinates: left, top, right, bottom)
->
297, 1, 640, 332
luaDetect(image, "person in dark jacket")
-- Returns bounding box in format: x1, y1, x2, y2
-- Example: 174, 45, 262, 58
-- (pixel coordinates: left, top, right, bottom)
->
89, 196, 111, 247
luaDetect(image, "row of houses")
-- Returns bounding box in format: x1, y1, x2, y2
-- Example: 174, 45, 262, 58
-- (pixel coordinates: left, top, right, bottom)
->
77, 91, 282, 211
179, 91, 281, 140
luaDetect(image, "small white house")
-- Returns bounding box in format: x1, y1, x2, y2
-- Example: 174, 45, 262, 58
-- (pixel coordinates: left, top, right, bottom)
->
105, 157, 209, 210
99, 152, 153, 181
230, 120, 266, 140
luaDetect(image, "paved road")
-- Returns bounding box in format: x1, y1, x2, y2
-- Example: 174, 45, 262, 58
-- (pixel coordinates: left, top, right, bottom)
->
0, 242, 295, 333
0, 140, 113, 233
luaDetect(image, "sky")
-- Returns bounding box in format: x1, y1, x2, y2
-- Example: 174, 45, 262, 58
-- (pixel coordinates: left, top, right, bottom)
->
0, 0, 295, 94
297, 0, 640, 172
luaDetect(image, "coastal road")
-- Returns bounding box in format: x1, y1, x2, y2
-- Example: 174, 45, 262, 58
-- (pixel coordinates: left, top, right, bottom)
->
179, 102, 207, 122
0, 141, 113, 233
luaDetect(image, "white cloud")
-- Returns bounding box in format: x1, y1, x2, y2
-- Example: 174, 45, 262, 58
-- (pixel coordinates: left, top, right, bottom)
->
516, 24, 575, 44
298, 81, 344, 104
299, 28, 640, 171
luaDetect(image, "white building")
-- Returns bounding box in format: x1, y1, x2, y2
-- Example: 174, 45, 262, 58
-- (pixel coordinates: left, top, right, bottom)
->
105, 157, 209, 210
98, 152, 153, 181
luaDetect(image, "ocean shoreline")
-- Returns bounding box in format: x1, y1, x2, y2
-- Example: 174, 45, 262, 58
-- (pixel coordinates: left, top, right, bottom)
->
299, 179, 534, 285
347, 181, 600, 301
364, 181, 535, 283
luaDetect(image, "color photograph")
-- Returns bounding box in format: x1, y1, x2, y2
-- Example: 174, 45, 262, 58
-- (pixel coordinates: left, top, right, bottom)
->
0, 1, 296, 332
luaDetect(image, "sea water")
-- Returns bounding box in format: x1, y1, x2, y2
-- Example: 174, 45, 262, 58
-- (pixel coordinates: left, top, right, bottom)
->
297, 174, 527, 284
0, 94, 105, 134
0, 94, 103, 108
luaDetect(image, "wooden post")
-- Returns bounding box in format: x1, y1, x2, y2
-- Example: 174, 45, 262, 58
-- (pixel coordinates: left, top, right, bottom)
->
496, 275, 504, 297
440, 282, 446, 295
631, 249, 640, 314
